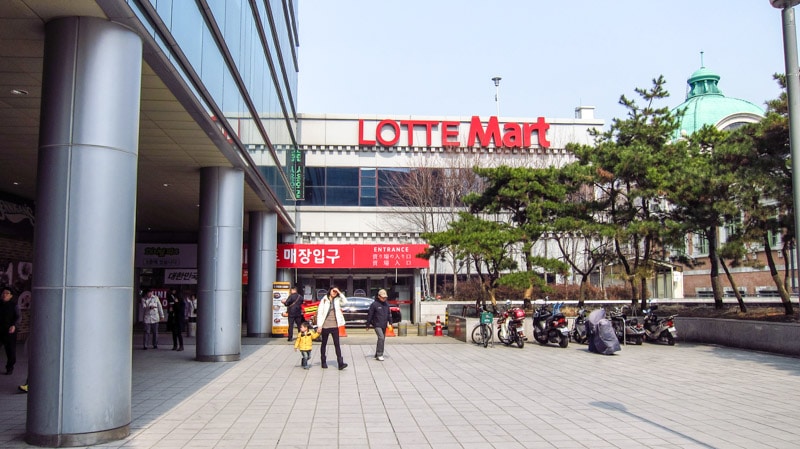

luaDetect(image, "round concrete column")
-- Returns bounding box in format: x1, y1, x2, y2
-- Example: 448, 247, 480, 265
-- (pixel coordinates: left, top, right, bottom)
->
247, 211, 277, 337
196, 166, 244, 361
27, 17, 141, 447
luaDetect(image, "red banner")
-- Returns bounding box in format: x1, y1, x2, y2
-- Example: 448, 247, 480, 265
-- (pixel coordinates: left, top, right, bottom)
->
276, 244, 429, 269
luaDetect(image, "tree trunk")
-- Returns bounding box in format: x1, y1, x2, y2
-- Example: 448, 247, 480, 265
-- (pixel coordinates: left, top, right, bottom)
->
708, 229, 724, 309
763, 233, 794, 315
719, 255, 746, 313
578, 274, 589, 308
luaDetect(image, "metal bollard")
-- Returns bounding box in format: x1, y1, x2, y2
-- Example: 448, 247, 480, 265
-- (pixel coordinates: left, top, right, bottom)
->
417, 322, 427, 336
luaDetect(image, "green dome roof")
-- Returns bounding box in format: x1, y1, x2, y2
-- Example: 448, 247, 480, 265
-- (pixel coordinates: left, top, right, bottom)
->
672, 66, 764, 137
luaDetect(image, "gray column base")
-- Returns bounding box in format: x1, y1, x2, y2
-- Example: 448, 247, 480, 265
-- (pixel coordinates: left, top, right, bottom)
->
27, 424, 129, 448
247, 332, 270, 337
196, 354, 241, 362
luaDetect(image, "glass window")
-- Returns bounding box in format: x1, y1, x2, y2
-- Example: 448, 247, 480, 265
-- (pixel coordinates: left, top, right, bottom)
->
326, 187, 358, 206
326, 168, 359, 187
303, 187, 325, 206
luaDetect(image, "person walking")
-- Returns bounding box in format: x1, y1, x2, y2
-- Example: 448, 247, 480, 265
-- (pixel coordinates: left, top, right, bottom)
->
0, 288, 21, 375
169, 292, 186, 351
293, 321, 319, 369
366, 289, 391, 361
283, 286, 304, 342
141, 290, 164, 350
315, 287, 348, 370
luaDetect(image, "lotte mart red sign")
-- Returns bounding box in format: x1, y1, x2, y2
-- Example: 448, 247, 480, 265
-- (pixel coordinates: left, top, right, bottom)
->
276, 244, 430, 269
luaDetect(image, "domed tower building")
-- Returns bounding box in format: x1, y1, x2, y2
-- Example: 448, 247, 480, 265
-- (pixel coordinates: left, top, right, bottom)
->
673, 65, 765, 136
670, 64, 785, 301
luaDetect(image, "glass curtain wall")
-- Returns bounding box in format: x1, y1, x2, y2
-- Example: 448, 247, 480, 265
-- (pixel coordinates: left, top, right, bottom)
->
128, 0, 299, 200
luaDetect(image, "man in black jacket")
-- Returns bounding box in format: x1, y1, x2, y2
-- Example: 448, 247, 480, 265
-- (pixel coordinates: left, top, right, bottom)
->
366, 289, 391, 361
283, 286, 304, 342
0, 288, 21, 375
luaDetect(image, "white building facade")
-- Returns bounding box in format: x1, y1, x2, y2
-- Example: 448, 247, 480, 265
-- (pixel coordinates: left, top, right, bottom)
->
250, 109, 604, 322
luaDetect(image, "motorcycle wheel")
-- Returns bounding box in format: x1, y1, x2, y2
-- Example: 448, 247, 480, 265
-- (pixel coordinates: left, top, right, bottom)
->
558, 334, 569, 348
515, 335, 524, 348
664, 332, 675, 346
635, 336, 643, 345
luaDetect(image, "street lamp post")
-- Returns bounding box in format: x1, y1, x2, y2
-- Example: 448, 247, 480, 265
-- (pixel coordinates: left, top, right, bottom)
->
492, 76, 502, 118
772, 0, 800, 294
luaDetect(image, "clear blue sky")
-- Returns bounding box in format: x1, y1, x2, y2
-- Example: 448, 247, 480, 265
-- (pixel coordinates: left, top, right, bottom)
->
297, 0, 793, 123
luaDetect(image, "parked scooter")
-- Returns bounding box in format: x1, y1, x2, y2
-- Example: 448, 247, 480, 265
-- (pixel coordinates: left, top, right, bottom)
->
570, 307, 588, 344
609, 306, 645, 345
642, 304, 677, 345
532, 300, 569, 348
497, 301, 526, 348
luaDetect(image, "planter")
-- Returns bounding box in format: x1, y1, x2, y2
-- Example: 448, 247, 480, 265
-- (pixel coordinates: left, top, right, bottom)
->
675, 317, 800, 357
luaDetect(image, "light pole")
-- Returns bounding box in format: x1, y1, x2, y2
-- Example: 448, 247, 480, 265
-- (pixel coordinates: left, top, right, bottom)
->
492, 76, 502, 118
771, 0, 800, 295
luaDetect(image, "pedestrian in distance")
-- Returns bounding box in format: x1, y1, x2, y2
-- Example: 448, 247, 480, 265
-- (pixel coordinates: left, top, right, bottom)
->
293, 321, 319, 369
366, 289, 391, 361
0, 288, 21, 375
185, 293, 197, 336
141, 289, 164, 350
283, 285, 304, 342
169, 292, 186, 351
315, 286, 348, 370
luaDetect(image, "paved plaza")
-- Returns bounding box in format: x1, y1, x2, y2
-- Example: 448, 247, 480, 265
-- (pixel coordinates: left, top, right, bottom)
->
1, 330, 799, 448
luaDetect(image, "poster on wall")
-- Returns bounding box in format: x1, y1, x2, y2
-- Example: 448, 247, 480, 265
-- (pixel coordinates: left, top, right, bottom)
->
272, 281, 291, 337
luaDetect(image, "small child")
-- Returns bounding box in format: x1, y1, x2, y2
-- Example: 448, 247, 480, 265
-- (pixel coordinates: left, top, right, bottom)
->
294, 321, 319, 369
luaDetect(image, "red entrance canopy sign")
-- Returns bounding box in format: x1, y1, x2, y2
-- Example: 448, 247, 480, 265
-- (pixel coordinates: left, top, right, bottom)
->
276, 244, 430, 269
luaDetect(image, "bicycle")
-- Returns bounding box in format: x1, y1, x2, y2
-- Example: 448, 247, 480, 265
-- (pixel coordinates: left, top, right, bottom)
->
471, 310, 494, 347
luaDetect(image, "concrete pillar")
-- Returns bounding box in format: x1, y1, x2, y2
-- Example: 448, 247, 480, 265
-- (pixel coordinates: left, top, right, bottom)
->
247, 211, 277, 337
196, 167, 244, 362
27, 17, 141, 447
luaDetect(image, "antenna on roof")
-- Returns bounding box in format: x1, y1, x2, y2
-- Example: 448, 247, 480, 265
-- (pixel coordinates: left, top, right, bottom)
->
700, 50, 705, 68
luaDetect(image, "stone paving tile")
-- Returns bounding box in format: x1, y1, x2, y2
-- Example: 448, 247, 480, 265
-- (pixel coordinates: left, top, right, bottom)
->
2, 332, 800, 448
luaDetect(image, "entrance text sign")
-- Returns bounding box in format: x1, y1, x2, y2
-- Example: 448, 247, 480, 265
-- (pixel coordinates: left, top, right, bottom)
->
276, 244, 430, 269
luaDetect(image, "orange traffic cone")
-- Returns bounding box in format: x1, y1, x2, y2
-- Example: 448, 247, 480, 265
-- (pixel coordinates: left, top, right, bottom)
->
386, 323, 396, 337
339, 325, 347, 337
434, 316, 443, 336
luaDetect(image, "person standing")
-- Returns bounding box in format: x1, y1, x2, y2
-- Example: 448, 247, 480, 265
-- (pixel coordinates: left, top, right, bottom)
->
366, 289, 391, 361
141, 290, 164, 350
283, 286, 304, 342
169, 292, 186, 351
315, 287, 348, 370
185, 293, 197, 336
0, 288, 21, 374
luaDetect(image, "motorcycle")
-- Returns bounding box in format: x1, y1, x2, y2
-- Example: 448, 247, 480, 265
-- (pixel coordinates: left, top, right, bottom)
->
532, 300, 569, 348
609, 306, 645, 345
570, 307, 588, 344
642, 304, 677, 345
497, 301, 526, 348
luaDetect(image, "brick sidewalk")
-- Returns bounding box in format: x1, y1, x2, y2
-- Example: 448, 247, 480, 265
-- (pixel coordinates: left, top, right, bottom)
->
2, 335, 799, 448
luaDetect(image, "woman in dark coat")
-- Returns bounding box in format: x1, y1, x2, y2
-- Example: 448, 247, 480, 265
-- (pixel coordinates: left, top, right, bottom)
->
169, 294, 186, 351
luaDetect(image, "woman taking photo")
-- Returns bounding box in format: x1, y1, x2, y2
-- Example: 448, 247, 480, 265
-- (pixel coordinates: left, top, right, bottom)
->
315, 287, 348, 370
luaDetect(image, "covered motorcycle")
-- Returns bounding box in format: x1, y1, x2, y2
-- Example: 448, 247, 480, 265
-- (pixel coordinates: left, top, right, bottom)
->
585, 308, 621, 355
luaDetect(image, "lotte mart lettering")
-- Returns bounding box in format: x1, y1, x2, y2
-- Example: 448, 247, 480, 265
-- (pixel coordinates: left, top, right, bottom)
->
358, 116, 551, 149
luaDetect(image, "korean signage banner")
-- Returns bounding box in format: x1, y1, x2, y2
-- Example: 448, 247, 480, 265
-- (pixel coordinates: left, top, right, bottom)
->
164, 269, 198, 284
276, 244, 430, 269
135, 244, 197, 268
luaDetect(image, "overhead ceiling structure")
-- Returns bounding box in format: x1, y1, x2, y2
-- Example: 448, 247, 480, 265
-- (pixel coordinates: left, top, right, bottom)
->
0, 0, 293, 237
